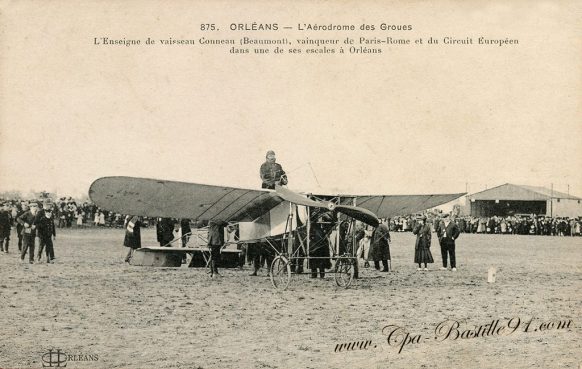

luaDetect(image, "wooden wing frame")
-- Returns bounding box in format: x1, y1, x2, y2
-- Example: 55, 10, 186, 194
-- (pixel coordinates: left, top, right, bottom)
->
89, 177, 364, 224
335, 193, 466, 218
90, 176, 454, 226
89, 176, 283, 222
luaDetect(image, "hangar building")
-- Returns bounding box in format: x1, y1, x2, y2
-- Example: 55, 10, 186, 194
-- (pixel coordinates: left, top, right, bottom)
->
468, 184, 582, 217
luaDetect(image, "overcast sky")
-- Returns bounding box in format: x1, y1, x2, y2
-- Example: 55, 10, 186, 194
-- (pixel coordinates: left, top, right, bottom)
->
1, 1, 580, 199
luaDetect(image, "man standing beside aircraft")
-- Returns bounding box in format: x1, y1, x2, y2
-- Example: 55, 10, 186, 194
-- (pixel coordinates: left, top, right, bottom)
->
309, 213, 333, 278
157, 218, 176, 247
370, 220, 391, 272
207, 220, 228, 278
180, 219, 191, 247
123, 215, 142, 263
260, 150, 287, 189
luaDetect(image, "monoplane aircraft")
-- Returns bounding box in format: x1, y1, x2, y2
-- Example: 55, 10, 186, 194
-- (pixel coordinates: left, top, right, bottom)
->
89, 176, 464, 289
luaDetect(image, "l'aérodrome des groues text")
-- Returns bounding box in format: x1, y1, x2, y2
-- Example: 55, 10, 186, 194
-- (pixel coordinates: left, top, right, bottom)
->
333, 317, 574, 354
92, 22, 519, 55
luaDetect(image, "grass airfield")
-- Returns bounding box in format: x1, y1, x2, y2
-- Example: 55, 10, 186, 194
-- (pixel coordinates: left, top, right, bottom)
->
0, 227, 580, 369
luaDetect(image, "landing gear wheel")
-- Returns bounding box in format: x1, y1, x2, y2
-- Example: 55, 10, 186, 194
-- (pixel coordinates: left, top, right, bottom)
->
334, 257, 355, 288
270, 255, 291, 290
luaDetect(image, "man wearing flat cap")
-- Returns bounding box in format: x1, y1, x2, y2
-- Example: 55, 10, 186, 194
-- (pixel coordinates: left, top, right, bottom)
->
260, 150, 287, 189
437, 213, 461, 271
15, 202, 29, 252
17, 201, 40, 264
37, 200, 57, 263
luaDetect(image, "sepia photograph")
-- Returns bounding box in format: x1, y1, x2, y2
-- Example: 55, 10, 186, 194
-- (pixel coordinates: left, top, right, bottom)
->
0, 1, 580, 368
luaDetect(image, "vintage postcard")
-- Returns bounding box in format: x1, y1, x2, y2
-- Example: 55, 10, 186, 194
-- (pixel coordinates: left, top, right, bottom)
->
0, 1, 580, 368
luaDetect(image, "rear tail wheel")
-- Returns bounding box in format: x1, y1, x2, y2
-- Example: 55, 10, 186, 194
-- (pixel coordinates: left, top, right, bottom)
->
334, 258, 355, 288
270, 255, 291, 290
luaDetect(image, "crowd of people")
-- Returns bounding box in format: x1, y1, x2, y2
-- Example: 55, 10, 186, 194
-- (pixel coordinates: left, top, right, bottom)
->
0, 199, 57, 264
354, 213, 460, 273
0, 196, 158, 230
389, 214, 582, 236
0, 150, 579, 275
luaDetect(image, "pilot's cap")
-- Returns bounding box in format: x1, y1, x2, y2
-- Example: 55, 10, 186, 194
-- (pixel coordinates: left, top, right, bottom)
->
266, 150, 275, 158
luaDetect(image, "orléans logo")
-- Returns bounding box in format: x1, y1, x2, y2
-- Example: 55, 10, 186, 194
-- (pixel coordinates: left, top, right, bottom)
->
42, 349, 67, 367
41, 349, 99, 367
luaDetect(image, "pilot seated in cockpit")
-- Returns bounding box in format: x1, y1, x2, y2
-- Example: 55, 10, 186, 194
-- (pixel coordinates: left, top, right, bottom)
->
260, 150, 287, 189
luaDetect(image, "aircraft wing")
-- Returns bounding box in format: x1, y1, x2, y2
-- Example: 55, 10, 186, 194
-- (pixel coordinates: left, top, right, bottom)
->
275, 186, 379, 227
337, 193, 466, 218
89, 177, 381, 227
334, 205, 380, 228
89, 177, 346, 223
89, 176, 283, 222
275, 185, 334, 209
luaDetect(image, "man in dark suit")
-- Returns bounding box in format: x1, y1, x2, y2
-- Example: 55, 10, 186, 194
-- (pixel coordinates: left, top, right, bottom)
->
437, 213, 461, 271
157, 218, 176, 247
207, 220, 228, 278
180, 219, 191, 247
0, 202, 12, 253
36, 200, 57, 263
370, 221, 391, 272
15, 203, 28, 251
18, 201, 40, 264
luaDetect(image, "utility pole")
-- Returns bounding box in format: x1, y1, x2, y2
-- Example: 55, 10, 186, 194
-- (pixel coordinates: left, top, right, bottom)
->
550, 183, 554, 217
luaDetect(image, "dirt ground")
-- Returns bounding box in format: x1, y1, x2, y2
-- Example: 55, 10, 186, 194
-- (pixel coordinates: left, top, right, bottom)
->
0, 227, 580, 369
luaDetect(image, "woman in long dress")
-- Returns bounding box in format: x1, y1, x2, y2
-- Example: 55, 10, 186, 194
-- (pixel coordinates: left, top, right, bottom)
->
76, 210, 84, 227
500, 219, 507, 234
477, 218, 487, 233
123, 215, 142, 263
413, 216, 433, 271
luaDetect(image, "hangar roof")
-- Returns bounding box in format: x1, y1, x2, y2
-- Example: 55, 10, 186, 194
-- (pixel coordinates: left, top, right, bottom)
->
469, 183, 581, 201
